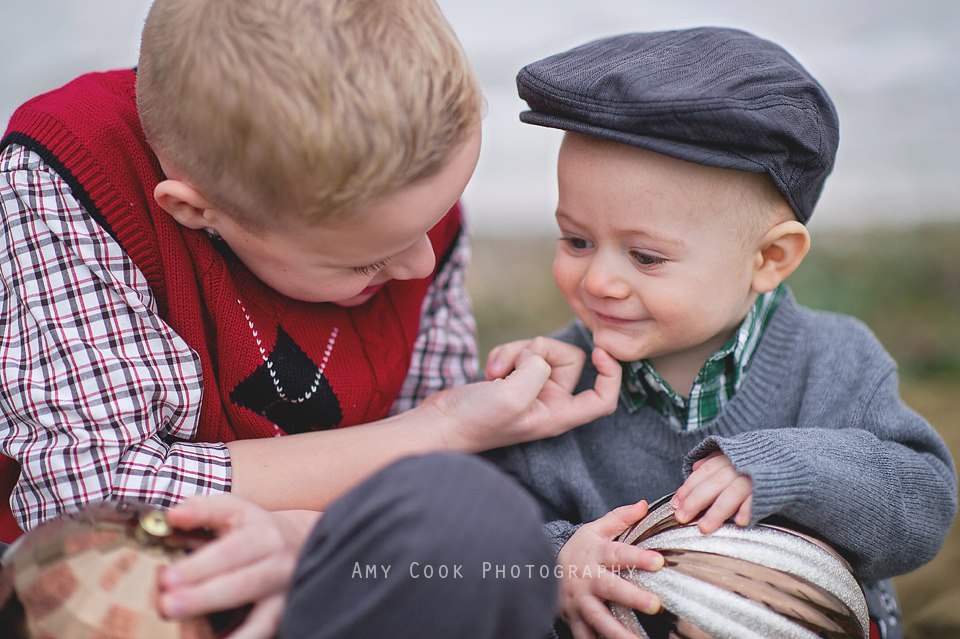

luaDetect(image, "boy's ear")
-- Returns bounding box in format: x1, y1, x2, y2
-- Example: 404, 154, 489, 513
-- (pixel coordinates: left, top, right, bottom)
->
153, 179, 216, 230
751, 220, 810, 294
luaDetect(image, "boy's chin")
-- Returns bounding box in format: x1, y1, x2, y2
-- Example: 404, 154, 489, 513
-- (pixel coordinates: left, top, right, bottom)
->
333, 297, 371, 308
592, 335, 644, 363
333, 282, 387, 307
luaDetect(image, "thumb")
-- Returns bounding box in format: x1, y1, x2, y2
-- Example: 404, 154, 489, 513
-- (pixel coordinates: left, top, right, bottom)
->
167, 494, 250, 532
499, 350, 551, 401
227, 594, 284, 639
590, 347, 622, 403
591, 499, 649, 539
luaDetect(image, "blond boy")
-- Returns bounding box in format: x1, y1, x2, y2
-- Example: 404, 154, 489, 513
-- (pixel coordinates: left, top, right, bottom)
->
487, 27, 957, 639
0, 1, 623, 635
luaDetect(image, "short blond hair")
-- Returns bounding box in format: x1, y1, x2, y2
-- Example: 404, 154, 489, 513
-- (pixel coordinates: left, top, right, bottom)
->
138, 0, 482, 226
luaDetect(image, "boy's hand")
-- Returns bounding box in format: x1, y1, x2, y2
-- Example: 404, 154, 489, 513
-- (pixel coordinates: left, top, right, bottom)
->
672, 451, 753, 534
557, 501, 664, 639
486, 337, 587, 393
425, 345, 621, 452
158, 495, 320, 639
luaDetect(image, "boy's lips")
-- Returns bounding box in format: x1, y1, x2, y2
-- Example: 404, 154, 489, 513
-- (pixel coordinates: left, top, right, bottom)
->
361, 282, 387, 296
593, 311, 636, 326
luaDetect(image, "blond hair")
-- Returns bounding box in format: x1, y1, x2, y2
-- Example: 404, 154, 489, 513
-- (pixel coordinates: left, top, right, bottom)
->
137, 0, 481, 226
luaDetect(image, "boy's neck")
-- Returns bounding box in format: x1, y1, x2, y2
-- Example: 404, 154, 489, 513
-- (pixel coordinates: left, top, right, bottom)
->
647, 324, 742, 398
643, 286, 783, 397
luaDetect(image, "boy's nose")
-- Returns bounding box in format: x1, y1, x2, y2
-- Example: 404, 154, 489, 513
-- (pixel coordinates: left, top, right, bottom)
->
386, 235, 436, 281
582, 255, 630, 299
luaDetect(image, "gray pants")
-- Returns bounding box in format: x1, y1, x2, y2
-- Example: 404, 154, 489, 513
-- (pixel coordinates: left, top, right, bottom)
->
279, 452, 557, 639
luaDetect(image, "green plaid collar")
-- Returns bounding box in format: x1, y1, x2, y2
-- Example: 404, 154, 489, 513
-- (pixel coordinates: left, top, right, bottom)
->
617, 285, 785, 432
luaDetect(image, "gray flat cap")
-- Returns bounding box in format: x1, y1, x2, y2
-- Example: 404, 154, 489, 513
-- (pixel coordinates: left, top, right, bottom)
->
517, 27, 840, 223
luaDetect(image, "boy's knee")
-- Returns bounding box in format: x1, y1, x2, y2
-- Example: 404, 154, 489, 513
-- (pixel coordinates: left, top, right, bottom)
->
319, 451, 557, 586
382, 451, 530, 508
288, 453, 557, 638
371, 452, 549, 558
393, 452, 536, 505
374, 453, 557, 635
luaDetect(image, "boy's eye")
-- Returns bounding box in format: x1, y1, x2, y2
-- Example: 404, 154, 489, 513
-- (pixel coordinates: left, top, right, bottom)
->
560, 236, 594, 251
353, 259, 390, 276
630, 250, 666, 268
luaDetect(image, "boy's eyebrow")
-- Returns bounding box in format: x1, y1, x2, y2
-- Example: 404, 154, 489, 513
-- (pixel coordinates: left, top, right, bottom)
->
555, 209, 687, 248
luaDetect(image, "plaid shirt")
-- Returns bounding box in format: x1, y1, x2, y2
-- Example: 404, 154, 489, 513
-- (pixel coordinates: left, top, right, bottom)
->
619, 286, 785, 432
0, 143, 478, 530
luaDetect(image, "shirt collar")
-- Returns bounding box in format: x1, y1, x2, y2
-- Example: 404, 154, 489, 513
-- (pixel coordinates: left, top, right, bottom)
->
608, 284, 785, 430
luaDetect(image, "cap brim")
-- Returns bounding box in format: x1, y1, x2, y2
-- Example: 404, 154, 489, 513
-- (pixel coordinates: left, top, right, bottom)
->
520, 109, 764, 175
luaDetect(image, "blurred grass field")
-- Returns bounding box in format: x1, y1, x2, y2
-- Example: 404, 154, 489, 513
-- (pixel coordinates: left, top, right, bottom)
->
468, 223, 960, 638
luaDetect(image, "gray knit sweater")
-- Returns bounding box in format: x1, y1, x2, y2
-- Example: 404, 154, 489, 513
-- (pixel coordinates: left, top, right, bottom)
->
487, 292, 957, 635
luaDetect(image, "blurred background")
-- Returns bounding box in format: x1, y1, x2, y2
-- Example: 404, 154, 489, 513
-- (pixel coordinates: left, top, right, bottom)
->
2, 2, 958, 636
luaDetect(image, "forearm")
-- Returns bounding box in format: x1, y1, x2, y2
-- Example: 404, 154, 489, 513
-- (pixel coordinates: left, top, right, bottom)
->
228, 401, 460, 510
546, 520, 583, 558
689, 424, 956, 579
230, 344, 621, 511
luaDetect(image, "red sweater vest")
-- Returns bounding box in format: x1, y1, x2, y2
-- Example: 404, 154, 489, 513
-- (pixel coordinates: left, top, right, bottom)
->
0, 70, 462, 541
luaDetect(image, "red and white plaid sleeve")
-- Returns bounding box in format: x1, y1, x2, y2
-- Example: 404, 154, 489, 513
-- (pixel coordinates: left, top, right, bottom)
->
390, 220, 479, 414
0, 144, 231, 532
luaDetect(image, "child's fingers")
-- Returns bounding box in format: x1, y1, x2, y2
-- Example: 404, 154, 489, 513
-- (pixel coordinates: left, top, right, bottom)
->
561, 391, 616, 431
696, 476, 753, 534
674, 464, 741, 524
567, 618, 597, 639
592, 573, 662, 617
590, 500, 649, 538
559, 349, 622, 426
602, 543, 664, 573
498, 351, 551, 404
672, 453, 725, 505
166, 493, 254, 531
526, 336, 587, 392
580, 595, 641, 639
226, 595, 284, 639
734, 495, 753, 527
672, 453, 734, 519
161, 553, 292, 619
485, 340, 531, 379
162, 521, 282, 588
488, 338, 573, 381
484, 348, 505, 380
591, 347, 622, 394
690, 450, 723, 472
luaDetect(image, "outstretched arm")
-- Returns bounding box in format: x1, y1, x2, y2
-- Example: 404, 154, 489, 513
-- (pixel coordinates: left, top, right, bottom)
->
228, 346, 622, 510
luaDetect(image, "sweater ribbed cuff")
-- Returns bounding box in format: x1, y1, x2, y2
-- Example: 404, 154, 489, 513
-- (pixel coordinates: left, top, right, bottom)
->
544, 520, 583, 559
685, 434, 815, 524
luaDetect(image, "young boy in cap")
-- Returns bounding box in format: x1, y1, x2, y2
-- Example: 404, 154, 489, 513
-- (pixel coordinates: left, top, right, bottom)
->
486, 27, 957, 639
0, 1, 623, 635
